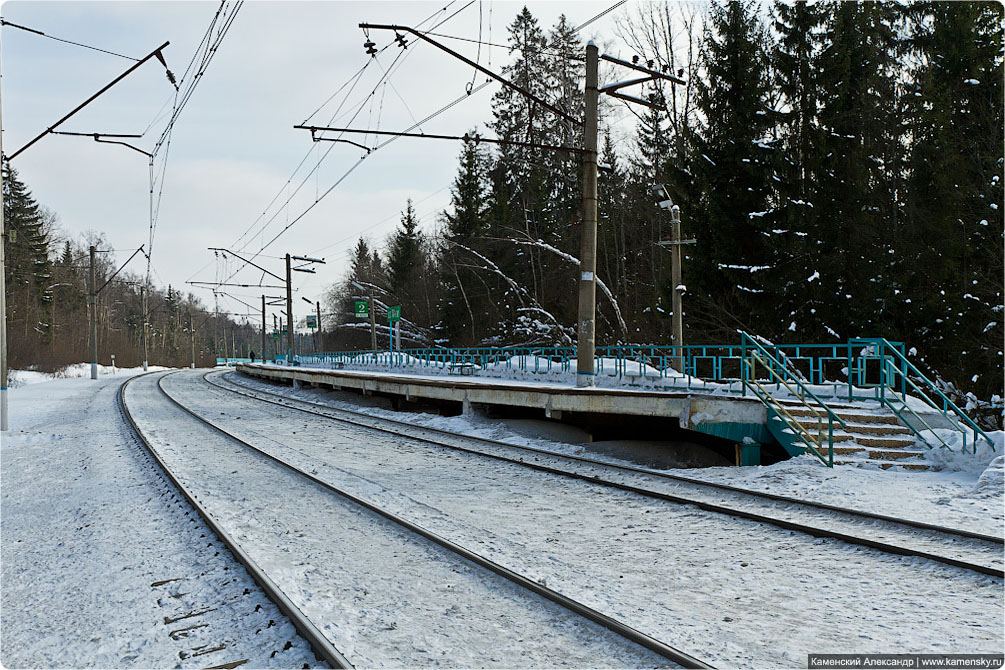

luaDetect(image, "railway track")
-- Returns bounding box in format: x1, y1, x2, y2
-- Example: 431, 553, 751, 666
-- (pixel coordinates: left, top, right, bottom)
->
119, 373, 350, 669
125, 370, 711, 669
213, 368, 1004, 578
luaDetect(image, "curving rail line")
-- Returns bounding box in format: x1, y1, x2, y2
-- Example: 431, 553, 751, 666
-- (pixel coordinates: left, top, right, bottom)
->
146, 371, 714, 670
118, 374, 352, 669
211, 369, 1005, 579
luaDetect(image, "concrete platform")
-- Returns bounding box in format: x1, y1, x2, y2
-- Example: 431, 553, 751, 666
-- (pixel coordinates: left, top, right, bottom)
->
235, 363, 769, 442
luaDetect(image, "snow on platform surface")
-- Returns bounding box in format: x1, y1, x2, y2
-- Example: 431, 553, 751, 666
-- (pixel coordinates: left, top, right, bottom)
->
0, 368, 322, 668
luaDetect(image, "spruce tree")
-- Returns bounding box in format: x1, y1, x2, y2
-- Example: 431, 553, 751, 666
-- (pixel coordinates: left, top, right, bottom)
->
439, 136, 491, 344
771, 1, 828, 338
487, 7, 553, 332
386, 200, 427, 323
690, 0, 776, 337
3, 163, 52, 344
902, 1, 1004, 397
812, 1, 900, 340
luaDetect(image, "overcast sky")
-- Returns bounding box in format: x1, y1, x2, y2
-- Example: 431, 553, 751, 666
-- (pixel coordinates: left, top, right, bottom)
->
2, 0, 648, 324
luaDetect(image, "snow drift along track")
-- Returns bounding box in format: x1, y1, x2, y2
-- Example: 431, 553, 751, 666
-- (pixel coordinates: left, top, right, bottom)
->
154, 370, 713, 669
214, 369, 1004, 578
119, 373, 351, 669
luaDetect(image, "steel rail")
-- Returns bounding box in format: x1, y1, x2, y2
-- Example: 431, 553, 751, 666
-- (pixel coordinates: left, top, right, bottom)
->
217, 370, 1002, 544
118, 373, 352, 669
157, 371, 713, 669
207, 370, 1005, 578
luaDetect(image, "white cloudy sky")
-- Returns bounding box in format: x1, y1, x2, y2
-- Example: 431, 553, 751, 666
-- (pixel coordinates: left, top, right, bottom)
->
2, 0, 653, 322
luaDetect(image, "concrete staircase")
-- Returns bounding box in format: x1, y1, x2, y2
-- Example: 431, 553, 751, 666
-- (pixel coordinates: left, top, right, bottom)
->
773, 399, 931, 470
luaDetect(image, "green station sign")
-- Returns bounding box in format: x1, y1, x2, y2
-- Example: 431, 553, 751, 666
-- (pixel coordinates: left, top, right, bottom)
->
355, 300, 369, 319
387, 305, 401, 323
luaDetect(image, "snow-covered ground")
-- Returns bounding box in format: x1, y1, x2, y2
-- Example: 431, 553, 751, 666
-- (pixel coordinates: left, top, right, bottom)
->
6, 363, 171, 387
0, 369, 322, 668
231, 371, 1005, 536
2, 366, 1001, 669
167, 371, 1003, 668
128, 372, 672, 669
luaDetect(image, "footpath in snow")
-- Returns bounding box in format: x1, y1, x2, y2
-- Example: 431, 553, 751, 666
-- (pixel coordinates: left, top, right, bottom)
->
0, 368, 322, 668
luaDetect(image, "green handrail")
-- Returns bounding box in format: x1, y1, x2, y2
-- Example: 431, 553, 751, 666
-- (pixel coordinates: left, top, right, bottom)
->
849, 338, 994, 454
740, 332, 848, 467
741, 333, 849, 428
744, 353, 834, 466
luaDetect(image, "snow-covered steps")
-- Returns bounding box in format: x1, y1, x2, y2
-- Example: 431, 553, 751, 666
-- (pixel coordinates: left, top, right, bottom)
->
783, 405, 902, 425
772, 400, 931, 470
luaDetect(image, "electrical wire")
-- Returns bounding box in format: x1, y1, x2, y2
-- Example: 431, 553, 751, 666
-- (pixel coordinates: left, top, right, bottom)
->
420, 30, 586, 60
149, 0, 242, 289
574, 0, 627, 33
0, 18, 140, 60
196, 1, 479, 290
309, 182, 452, 255
219, 35, 422, 275
231, 47, 410, 257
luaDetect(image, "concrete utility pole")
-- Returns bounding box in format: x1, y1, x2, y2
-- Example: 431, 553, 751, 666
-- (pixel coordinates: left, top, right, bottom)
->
576, 42, 600, 388
214, 292, 220, 364
89, 245, 98, 380
654, 185, 693, 373
261, 295, 266, 363
316, 301, 322, 352
285, 253, 294, 365
190, 313, 196, 368
669, 203, 684, 372
141, 284, 148, 371
0, 51, 7, 429
1, 38, 172, 429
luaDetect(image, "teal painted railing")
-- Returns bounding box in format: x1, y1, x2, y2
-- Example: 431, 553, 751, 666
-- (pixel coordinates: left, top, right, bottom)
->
282, 341, 944, 401
848, 338, 994, 454
216, 357, 256, 365
740, 332, 847, 467
274, 337, 992, 457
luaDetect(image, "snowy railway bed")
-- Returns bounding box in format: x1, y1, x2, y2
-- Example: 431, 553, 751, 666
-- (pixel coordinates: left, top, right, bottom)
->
155, 368, 1002, 668
211, 369, 1004, 578
120, 374, 351, 669
0, 371, 324, 669
124, 370, 699, 668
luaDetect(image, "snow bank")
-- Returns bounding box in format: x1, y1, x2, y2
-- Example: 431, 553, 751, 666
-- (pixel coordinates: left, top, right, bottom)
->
920, 428, 1004, 474
8, 364, 170, 388
7, 370, 53, 388
973, 456, 1004, 497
